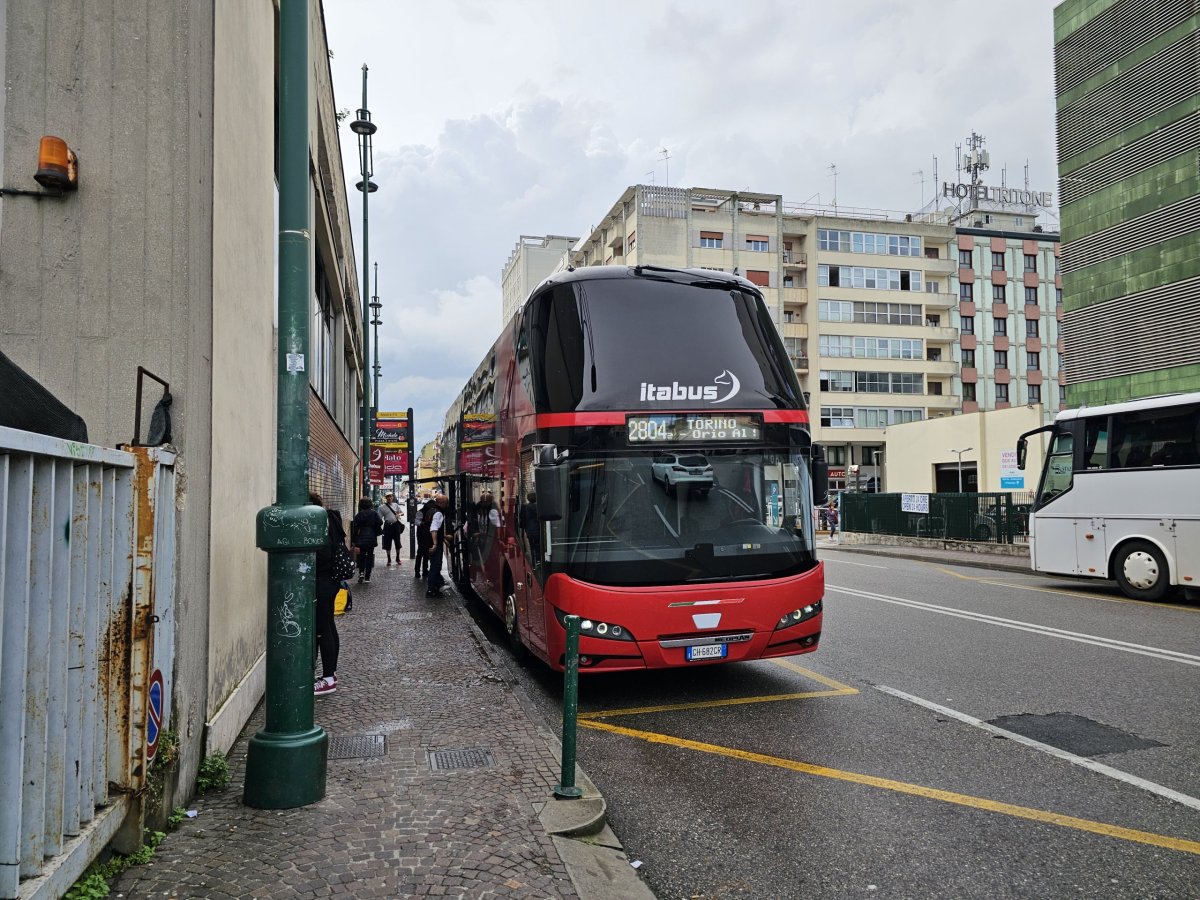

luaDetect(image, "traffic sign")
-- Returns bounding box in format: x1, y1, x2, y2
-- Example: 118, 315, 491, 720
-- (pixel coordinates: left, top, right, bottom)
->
146, 668, 164, 761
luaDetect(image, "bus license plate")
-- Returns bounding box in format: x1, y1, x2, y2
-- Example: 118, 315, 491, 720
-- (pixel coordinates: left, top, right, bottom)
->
686, 644, 727, 661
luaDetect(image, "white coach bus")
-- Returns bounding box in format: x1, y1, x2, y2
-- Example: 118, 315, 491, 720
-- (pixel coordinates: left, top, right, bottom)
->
1017, 392, 1200, 601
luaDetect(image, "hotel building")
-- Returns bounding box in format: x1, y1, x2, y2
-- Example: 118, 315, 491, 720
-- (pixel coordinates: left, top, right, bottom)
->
570, 185, 958, 492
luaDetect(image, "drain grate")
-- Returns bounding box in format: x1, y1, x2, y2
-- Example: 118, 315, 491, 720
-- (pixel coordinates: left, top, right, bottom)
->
328, 734, 387, 760
394, 612, 433, 622
428, 747, 495, 770
987, 713, 1165, 757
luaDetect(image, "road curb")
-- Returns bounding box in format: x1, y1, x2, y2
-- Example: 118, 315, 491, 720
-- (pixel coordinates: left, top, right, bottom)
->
447, 584, 656, 899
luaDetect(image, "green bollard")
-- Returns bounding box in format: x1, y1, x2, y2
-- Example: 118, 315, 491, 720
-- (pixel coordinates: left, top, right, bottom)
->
554, 615, 583, 799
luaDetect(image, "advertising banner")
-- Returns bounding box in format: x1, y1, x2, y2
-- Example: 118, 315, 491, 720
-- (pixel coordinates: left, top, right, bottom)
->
372, 411, 412, 480
459, 413, 498, 475
999, 449, 1024, 490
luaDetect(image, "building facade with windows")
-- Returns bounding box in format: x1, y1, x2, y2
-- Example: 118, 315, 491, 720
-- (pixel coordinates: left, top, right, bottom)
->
1054, 0, 1200, 405
570, 185, 958, 492
950, 216, 1064, 417
500, 234, 579, 325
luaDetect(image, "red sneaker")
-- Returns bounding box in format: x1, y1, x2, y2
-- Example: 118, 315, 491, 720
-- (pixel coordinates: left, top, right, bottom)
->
313, 676, 337, 696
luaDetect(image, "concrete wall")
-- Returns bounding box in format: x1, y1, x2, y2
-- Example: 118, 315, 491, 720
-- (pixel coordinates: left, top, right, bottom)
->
204, 0, 277, 756
885, 405, 1047, 493
0, 0, 216, 794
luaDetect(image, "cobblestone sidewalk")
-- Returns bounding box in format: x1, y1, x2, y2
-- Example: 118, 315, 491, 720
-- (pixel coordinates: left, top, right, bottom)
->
115, 552, 582, 899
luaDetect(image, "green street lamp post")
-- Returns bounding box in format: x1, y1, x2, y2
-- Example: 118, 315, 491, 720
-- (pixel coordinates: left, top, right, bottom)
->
245, 0, 329, 809
370, 263, 382, 500
352, 67, 378, 498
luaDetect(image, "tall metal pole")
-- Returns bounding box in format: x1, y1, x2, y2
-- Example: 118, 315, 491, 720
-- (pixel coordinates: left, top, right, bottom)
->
371, 263, 382, 493
353, 67, 377, 499
246, 0, 328, 809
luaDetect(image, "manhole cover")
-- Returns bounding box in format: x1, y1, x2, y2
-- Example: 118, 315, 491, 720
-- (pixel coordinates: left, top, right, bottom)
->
987, 713, 1165, 757
328, 734, 387, 760
394, 612, 433, 621
428, 747, 495, 770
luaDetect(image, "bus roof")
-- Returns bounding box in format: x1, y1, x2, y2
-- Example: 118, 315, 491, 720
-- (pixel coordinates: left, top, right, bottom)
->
533, 264, 760, 295
1055, 391, 1200, 422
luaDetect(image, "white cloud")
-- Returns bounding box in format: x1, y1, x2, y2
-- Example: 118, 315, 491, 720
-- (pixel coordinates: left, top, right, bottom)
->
324, 0, 1059, 452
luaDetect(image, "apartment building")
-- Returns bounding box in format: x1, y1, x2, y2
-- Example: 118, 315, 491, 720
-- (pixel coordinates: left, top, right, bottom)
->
1054, 0, 1200, 405
570, 185, 957, 492
950, 212, 1064, 416
500, 234, 578, 325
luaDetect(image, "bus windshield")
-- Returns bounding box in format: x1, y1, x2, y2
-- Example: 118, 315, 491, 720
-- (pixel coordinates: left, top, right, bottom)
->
543, 447, 816, 586
1036, 429, 1075, 507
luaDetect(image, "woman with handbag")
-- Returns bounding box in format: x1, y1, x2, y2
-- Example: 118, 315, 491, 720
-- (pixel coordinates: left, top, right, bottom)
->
309, 492, 345, 697
350, 497, 384, 583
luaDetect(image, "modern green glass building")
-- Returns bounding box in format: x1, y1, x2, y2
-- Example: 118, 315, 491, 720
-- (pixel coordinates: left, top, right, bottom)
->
1053, 0, 1200, 406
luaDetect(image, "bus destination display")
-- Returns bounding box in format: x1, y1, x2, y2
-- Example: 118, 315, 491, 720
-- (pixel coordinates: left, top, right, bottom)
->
627, 414, 762, 444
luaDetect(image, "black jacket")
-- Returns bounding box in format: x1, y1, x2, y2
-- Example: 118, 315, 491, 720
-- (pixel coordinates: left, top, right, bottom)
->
314, 510, 346, 601
351, 508, 384, 549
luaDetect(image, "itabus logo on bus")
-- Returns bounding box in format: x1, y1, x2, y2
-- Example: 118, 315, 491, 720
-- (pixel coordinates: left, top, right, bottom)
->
639, 370, 740, 404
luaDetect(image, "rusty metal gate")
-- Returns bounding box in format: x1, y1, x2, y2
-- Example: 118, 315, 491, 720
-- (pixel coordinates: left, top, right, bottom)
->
0, 426, 176, 900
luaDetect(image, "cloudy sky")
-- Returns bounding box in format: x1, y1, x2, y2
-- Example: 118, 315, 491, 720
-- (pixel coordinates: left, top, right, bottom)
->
322, 0, 1060, 452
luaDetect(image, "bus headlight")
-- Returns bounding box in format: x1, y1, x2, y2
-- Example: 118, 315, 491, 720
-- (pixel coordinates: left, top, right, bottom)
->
554, 607, 636, 641
775, 598, 822, 630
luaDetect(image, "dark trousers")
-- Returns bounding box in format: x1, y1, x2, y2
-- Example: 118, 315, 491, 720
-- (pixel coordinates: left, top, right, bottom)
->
415, 537, 431, 577
314, 588, 339, 678
357, 544, 376, 579
382, 521, 402, 556
426, 543, 445, 593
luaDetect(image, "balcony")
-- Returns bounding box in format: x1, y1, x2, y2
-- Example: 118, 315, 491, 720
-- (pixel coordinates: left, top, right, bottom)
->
791, 355, 810, 372
923, 325, 959, 341
922, 255, 957, 274
921, 290, 955, 309
780, 287, 808, 305
923, 392, 962, 410
783, 251, 808, 267
780, 322, 808, 339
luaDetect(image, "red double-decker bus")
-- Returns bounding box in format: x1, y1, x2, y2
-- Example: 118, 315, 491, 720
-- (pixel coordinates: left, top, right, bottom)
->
442, 265, 827, 672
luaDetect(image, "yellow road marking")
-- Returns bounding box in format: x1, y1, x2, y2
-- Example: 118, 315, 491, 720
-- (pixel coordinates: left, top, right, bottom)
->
578, 660, 858, 721
578, 688, 853, 721
579, 719, 1200, 857
767, 659, 858, 692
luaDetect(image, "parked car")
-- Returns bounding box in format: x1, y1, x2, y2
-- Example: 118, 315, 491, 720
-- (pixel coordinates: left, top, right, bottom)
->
651, 452, 714, 496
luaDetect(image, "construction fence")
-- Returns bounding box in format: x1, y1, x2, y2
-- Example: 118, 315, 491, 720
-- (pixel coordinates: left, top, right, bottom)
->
839, 491, 1033, 544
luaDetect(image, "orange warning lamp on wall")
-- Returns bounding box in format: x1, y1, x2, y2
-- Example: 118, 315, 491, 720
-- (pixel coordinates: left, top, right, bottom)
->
34, 136, 78, 191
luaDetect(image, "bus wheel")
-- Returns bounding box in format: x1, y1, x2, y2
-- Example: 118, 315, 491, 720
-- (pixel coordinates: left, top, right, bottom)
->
1114, 541, 1170, 601
504, 590, 529, 662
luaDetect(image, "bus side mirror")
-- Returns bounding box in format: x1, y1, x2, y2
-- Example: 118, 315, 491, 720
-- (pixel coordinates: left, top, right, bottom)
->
534, 444, 565, 522
811, 444, 829, 505
1016, 438, 1027, 471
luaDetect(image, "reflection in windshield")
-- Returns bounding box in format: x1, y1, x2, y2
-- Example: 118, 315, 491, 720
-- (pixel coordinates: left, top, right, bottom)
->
1037, 430, 1074, 507
544, 448, 816, 586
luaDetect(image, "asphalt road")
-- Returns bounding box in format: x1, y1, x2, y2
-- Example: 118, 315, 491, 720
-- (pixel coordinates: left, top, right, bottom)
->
466, 548, 1200, 899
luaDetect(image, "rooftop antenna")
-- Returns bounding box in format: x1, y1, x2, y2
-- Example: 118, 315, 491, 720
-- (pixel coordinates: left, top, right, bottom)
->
828, 163, 838, 211
913, 169, 926, 207
645, 170, 655, 185
659, 147, 671, 188
1024, 159, 1030, 191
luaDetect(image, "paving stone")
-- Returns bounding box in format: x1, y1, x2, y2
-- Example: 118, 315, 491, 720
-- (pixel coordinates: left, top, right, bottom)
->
114, 551, 580, 899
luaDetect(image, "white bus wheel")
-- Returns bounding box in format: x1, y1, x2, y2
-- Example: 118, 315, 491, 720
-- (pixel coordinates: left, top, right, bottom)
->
1114, 541, 1170, 601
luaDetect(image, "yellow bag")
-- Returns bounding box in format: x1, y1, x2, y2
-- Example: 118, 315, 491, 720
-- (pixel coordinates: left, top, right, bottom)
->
334, 587, 349, 616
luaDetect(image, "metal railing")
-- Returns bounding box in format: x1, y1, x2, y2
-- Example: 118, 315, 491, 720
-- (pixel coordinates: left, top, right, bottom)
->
0, 426, 175, 899
841, 491, 1029, 543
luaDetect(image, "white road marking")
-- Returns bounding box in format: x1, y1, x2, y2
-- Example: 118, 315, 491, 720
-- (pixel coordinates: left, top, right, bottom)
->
877, 685, 1200, 813
821, 557, 889, 569
828, 584, 1200, 667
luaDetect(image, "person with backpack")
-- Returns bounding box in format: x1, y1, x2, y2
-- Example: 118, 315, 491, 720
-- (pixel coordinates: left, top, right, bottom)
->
350, 497, 384, 583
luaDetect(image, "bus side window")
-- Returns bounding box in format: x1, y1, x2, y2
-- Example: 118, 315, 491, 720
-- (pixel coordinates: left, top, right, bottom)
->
1083, 418, 1109, 469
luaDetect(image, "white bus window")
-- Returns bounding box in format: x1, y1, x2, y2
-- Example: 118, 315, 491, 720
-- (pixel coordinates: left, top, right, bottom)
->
1084, 418, 1109, 469
1112, 403, 1200, 469
1038, 431, 1074, 505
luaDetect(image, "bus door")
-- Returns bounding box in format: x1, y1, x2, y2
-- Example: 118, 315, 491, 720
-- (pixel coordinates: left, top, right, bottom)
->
516, 448, 547, 655
1028, 427, 1080, 574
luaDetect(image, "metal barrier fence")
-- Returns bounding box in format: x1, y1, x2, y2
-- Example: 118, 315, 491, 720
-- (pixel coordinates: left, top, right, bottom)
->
840, 492, 1028, 544
0, 426, 175, 899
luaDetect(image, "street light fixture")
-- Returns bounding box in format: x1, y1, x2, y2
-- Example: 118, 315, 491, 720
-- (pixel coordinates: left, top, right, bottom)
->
949, 447, 973, 493
353, 66, 377, 497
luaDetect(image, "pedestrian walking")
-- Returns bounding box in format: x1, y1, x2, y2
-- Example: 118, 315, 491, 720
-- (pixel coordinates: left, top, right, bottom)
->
414, 493, 434, 579
350, 497, 384, 583
378, 491, 405, 567
425, 493, 450, 598
309, 492, 342, 696
826, 497, 839, 537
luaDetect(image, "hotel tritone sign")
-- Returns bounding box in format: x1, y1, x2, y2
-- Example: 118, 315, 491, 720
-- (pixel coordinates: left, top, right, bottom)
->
943, 182, 1052, 207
